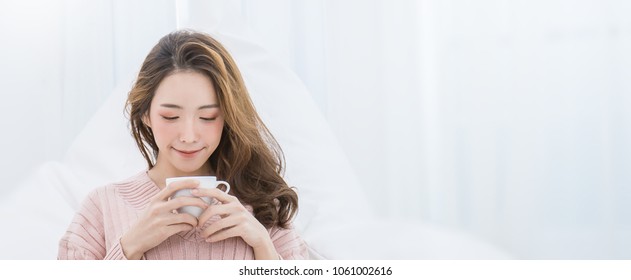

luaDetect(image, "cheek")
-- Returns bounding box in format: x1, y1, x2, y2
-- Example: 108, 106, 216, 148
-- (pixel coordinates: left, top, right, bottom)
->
204, 121, 224, 143
151, 122, 178, 146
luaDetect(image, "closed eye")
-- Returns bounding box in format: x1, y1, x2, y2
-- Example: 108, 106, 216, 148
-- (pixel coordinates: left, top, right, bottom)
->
200, 117, 216, 121
162, 116, 179, 120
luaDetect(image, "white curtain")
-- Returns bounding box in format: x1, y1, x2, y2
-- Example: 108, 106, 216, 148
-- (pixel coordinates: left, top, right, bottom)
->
0, 0, 176, 195
2, 0, 630, 259
239, 0, 631, 259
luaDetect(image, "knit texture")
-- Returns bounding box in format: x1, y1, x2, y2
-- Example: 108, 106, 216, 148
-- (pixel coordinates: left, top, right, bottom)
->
58, 172, 309, 260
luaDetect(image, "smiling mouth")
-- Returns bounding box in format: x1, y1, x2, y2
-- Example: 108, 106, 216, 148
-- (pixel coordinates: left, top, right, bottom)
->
173, 147, 204, 156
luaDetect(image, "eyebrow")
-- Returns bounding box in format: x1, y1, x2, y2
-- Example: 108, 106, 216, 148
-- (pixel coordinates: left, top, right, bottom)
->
160, 104, 219, 110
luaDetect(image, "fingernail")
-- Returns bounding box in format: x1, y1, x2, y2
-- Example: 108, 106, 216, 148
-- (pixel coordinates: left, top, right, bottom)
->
191, 189, 199, 194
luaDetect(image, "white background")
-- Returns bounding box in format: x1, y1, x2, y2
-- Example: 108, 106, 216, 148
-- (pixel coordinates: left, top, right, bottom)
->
1, 0, 630, 259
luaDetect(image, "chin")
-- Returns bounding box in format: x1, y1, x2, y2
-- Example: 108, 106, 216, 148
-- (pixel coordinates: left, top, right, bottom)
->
173, 162, 208, 174
181, 167, 207, 175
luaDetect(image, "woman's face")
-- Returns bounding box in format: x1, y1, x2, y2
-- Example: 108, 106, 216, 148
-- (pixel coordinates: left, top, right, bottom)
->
146, 70, 224, 176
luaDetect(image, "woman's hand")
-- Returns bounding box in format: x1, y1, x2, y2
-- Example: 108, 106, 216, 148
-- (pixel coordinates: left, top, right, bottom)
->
120, 179, 209, 260
195, 188, 279, 260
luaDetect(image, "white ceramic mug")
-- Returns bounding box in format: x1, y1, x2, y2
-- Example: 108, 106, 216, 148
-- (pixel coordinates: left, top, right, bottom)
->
166, 176, 231, 218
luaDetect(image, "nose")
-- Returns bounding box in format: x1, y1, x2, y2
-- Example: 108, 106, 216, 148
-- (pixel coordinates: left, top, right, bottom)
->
179, 117, 199, 143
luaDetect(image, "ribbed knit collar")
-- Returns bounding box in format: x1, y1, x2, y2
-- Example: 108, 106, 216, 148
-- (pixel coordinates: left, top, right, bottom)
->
114, 171, 160, 210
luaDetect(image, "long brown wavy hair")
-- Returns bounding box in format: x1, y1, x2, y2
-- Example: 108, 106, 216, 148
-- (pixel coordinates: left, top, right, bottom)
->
125, 29, 297, 229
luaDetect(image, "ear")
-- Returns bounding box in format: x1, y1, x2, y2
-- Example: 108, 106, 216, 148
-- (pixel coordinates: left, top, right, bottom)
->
142, 114, 151, 128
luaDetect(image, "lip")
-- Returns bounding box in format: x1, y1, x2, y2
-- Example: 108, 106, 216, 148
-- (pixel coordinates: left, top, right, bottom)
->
173, 147, 204, 158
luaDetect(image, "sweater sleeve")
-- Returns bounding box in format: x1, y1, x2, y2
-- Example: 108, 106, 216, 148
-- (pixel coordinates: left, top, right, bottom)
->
57, 188, 128, 260
269, 224, 309, 260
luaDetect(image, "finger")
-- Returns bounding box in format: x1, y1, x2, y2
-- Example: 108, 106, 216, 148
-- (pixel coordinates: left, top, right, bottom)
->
200, 215, 240, 239
191, 187, 237, 204
197, 204, 233, 226
162, 196, 209, 212
166, 223, 195, 235
154, 179, 201, 201
165, 213, 199, 228
205, 225, 242, 243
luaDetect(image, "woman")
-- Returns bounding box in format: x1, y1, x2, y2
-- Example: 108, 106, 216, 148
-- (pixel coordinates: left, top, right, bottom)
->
58, 30, 308, 260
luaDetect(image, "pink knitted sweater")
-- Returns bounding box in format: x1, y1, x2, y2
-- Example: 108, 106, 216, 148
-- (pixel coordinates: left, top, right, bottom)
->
58, 172, 309, 260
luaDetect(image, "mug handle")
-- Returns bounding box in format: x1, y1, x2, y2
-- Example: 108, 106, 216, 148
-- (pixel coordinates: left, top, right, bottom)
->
216, 181, 231, 193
